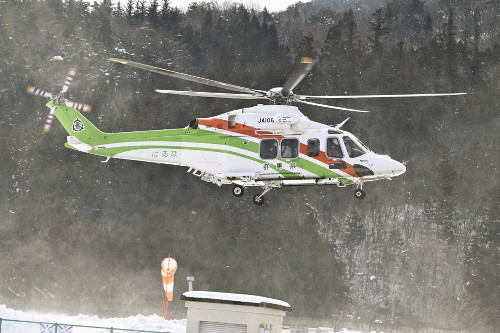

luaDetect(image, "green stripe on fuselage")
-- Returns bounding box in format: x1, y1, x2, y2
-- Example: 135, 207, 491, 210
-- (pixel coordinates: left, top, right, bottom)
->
80, 143, 342, 181
83, 144, 302, 179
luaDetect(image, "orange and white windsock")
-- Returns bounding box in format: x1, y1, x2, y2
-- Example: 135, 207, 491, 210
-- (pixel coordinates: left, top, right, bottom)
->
161, 257, 177, 301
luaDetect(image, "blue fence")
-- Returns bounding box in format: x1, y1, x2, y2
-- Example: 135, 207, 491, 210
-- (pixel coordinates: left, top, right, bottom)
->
0, 318, 170, 333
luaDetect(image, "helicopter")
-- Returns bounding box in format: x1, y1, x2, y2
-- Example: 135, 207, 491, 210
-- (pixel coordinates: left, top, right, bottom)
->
27, 58, 466, 205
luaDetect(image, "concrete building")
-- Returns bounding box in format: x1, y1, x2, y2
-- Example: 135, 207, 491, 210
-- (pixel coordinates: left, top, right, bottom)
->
181, 291, 290, 333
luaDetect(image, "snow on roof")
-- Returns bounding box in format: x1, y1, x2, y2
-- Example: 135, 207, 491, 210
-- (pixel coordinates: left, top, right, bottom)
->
181, 291, 290, 311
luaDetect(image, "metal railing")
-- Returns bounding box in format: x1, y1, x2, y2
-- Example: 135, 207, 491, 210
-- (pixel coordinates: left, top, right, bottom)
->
0, 318, 170, 333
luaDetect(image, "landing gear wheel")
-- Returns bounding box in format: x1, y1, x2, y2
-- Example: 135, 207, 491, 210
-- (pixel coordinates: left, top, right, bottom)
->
232, 185, 244, 197
354, 189, 366, 200
253, 194, 265, 206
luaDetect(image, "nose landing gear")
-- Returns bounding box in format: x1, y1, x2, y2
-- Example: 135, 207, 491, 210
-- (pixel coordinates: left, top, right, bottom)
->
252, 194, 265, 205
231, 182, 276, 206
253, 187, 271, 206
354, 181, 366, 200
354, 188, 366, 200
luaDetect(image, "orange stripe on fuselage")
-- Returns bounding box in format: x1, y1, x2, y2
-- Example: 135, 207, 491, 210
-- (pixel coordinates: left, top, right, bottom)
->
299, 145, 358, 177
197, 118, 359, 177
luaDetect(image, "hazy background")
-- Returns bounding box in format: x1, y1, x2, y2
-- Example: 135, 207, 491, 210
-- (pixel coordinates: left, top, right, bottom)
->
0, 0, 499, 331
111, 0, 311, 12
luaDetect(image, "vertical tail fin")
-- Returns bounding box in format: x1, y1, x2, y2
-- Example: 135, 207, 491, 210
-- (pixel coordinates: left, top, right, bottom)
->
50, 102, 106, 147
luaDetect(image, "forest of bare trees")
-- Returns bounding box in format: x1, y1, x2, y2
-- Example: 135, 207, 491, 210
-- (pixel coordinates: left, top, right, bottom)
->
0, 0, 499, 331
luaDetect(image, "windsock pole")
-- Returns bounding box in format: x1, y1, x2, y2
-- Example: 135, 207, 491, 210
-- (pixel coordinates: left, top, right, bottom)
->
162, 295, 168, 319
161, 254, 177, 319
161, 258, 170, 319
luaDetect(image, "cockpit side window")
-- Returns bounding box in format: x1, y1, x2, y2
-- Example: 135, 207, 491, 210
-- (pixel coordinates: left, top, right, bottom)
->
343, 136, 366, 158
307, 138, 320, 157
281, 138, 299, 159
260, 138, 278, 159
327, 137, 344, 158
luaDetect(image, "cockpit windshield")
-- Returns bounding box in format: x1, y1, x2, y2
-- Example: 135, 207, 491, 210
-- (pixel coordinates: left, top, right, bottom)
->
343, 136, 367, 158
355, 137, 372, 152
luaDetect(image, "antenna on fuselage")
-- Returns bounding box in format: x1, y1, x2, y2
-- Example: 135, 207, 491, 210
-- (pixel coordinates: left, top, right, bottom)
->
335, 117, 350, 129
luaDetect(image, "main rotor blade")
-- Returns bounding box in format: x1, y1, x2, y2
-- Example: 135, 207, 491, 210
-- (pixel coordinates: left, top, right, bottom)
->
61, 68, 77, 93
282, 57, 314, 96
27, 86, 53, 99
298, 92, 467, 99
155, 89, 268, 100
295, 99, 370, 113
109, 58, 259, 95
43, 106, 56, 132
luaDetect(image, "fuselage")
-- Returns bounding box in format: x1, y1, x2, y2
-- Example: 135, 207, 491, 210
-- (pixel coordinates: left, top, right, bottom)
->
66, 104, 405, 188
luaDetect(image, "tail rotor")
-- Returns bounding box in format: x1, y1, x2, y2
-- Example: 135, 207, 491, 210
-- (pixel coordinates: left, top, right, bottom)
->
27, 68, 91, 133
65, 101, 91, 113
43, 106, 57, 133
27, 86, 53, 99
61, 68, 77, 94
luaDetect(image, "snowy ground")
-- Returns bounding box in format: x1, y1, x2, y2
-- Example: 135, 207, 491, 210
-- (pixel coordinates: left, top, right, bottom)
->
0, 304, 367, 333
0, 304, 185, 332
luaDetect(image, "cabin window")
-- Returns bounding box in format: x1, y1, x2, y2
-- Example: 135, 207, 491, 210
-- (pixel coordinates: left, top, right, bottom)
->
343, 136, 366, 158
228, 115, 236, 129
327, 137, 343, 158
307, 138, 320, 157
260, 139, 278, 159
281, 138, 299, 159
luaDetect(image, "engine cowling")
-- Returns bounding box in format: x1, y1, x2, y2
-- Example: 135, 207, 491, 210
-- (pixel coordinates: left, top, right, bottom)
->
273, 113, 301, 125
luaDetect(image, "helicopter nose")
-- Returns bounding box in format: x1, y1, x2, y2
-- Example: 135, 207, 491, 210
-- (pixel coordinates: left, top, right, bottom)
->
375, 155, 406, 177
391, 160, 406, 176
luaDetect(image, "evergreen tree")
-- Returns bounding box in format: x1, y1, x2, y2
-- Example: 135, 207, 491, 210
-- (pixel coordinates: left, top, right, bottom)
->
97, 0, 113, 50
201, 8, 213, 33
125, 0, 134, 20
114, 1, 124, 18
167, 7, 182, 32
160, 0, 170, 24
248, 15, 260, 60
342, 9, 359, 57
444, 8, 458, 83
369, 8, 389, 58
296, 33, 317, 59
262, 6, 272, 25
134, 0, 146, 21
147, 0, 159, 25
322, 24, 343, 57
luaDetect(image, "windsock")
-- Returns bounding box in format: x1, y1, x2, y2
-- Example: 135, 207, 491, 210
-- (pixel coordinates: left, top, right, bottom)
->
161, 257, 177, 301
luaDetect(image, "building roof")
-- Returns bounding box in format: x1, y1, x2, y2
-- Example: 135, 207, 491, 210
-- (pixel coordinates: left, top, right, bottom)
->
181, 291, 291, 312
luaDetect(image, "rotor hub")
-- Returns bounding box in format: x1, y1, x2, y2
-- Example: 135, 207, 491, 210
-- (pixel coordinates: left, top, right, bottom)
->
268, 87, 295, 105
51, 93, 66, 106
